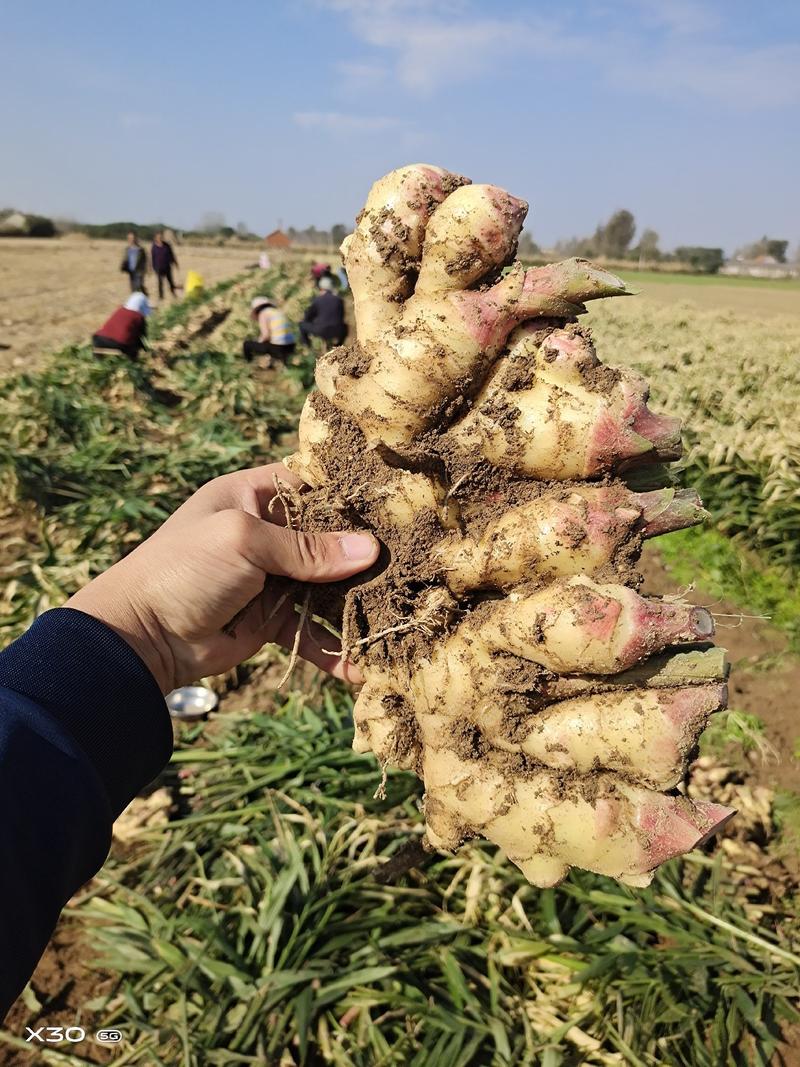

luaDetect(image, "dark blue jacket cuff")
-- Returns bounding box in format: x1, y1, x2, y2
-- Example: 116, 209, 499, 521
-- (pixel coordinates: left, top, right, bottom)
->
0, 608, 173, 817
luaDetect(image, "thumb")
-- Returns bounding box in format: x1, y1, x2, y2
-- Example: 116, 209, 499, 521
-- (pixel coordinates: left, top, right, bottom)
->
226, 512, 380, 582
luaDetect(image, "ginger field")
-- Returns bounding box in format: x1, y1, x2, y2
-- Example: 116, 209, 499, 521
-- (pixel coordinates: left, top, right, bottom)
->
1, 262, 800, 1064
588, 296, 800, 570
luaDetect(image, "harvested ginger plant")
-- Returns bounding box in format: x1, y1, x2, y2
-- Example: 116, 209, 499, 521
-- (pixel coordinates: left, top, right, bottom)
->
285, 164, 734, 888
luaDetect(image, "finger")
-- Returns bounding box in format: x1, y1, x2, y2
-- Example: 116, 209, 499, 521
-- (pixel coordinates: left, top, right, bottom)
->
172, 463, 305, 525
238, 463, 306, 520
264, 593, 363, 683
298, 617, 364, 683
219, 510, 380, 583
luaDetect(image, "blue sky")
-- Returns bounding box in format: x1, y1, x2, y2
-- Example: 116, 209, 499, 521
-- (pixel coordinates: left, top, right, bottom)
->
2, 0, 798, 253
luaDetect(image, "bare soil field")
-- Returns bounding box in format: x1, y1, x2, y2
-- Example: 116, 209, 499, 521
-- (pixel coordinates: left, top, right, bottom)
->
0, 236, 262, 376
640, 546, 800, 794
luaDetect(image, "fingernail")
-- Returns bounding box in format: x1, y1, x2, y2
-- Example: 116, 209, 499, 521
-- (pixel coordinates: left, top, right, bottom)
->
340, 532, 378, 561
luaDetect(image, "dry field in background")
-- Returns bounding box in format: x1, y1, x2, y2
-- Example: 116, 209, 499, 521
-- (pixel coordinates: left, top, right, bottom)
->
0, 237, 266, 375
1, 239, 797, 380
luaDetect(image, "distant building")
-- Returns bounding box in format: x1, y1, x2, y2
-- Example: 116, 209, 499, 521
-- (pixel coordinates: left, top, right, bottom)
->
0, 211, 28, 235
721, 254, 798, 280
264, 229, 292, 249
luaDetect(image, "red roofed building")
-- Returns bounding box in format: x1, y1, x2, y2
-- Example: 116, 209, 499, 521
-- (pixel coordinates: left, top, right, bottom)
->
264, 229, 292, 249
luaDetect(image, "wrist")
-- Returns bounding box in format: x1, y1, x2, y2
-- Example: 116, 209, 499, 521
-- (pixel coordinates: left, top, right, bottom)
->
66, 566, 176, 695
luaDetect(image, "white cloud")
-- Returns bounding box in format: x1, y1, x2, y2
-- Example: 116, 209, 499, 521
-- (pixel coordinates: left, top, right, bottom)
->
364, 16, 563, 93
322, 0, 800, 109
292, 111, 405, 133
326, 2, 569, 93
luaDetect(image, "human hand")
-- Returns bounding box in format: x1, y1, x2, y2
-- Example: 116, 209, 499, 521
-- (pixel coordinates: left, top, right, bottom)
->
66, 464, 380, 694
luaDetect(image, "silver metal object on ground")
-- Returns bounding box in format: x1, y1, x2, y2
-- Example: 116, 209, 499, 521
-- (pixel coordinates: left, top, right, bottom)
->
166, 686, 218, 720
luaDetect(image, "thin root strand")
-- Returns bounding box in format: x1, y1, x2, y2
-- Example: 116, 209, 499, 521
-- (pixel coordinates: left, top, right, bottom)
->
277, 590, 311, 690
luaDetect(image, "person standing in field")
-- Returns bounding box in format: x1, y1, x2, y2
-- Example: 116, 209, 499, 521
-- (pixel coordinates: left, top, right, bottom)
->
243, 296, 296, 365
299, 275, 348, 347
150, 230, 179, 300
120, 232, 147, 293
91, 292, 151, 359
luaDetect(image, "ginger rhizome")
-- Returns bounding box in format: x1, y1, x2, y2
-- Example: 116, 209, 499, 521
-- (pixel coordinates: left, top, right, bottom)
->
286, 163, 733, 888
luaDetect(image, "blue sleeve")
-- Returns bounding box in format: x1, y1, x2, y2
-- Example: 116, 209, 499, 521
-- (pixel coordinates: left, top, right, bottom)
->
0, 608, 173, 1018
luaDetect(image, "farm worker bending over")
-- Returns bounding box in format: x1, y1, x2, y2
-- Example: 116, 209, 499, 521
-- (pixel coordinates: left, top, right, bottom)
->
120, 231, 147, 293
151, 230, 180, 300
310, 261, 334, 284
299, 276, 348, 348
243, 296, 296, 364
0, 463, 380, 1019
91, 292, 151, 358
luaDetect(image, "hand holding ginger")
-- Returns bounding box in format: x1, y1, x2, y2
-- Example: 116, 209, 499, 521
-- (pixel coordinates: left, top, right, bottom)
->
67, 463, 379, 693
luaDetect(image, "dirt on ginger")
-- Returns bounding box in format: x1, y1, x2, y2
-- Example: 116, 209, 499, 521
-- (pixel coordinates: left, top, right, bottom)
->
284, 163, 733, 888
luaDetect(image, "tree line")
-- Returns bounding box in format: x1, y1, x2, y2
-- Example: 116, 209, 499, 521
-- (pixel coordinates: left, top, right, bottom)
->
520, 210, 795, 275
2, 205, 795, 276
